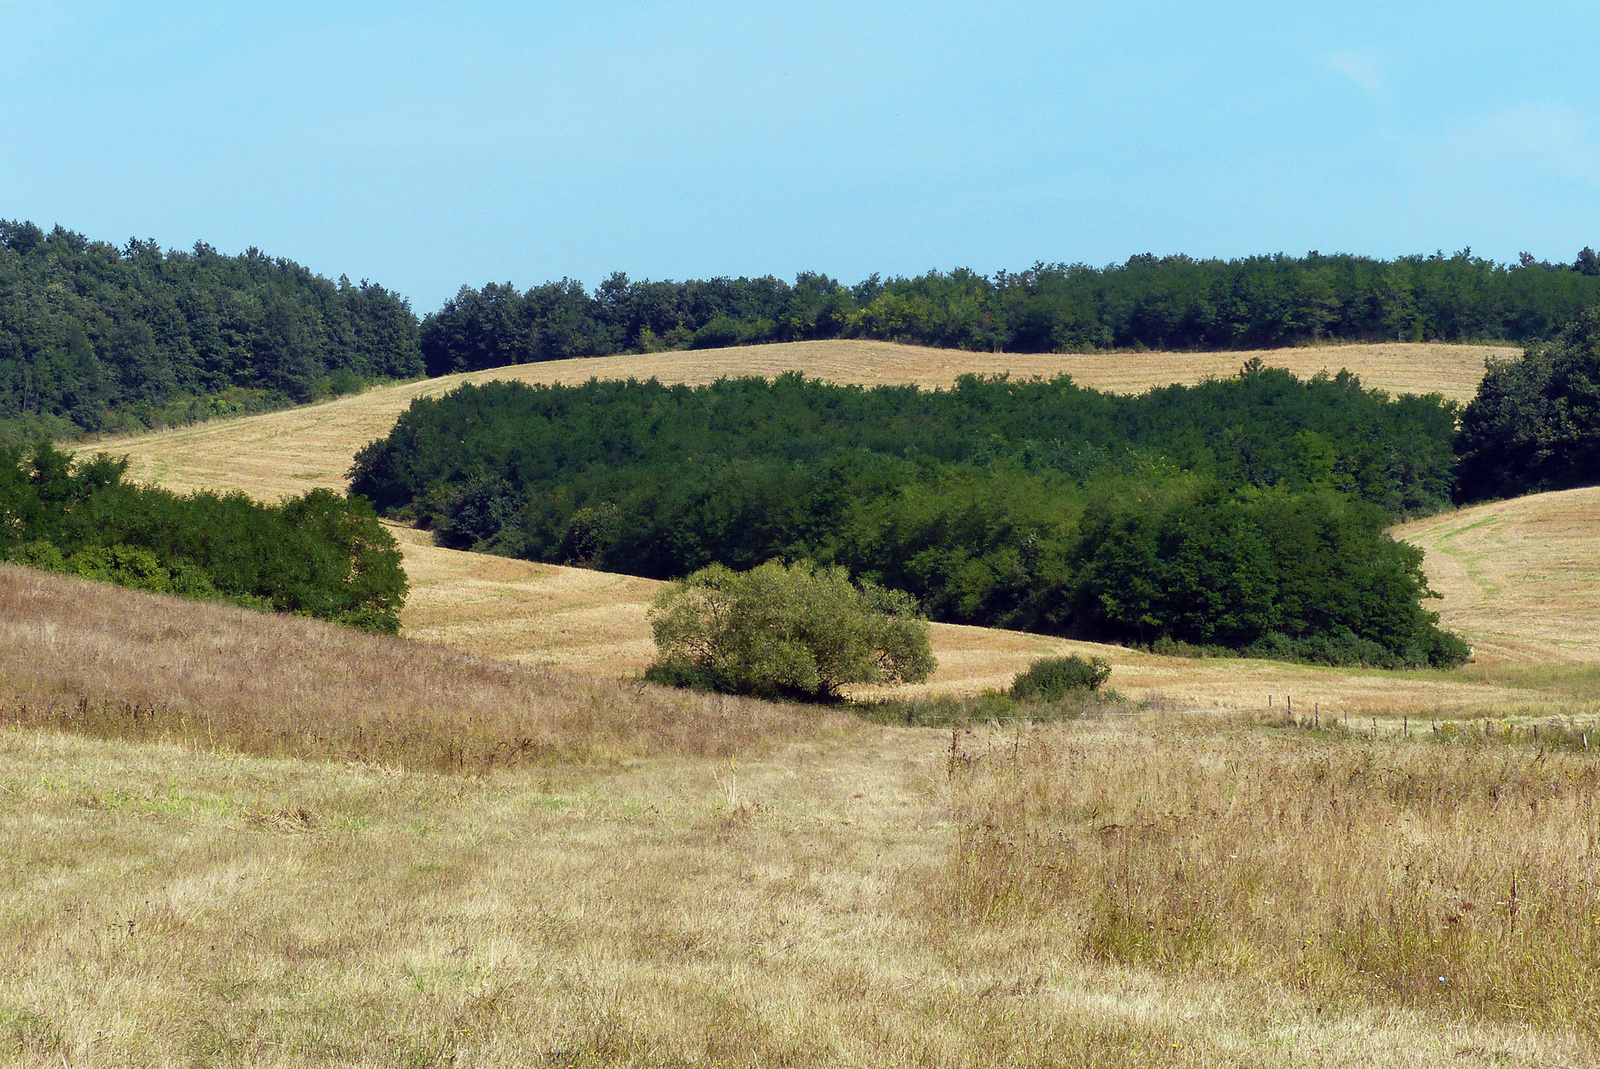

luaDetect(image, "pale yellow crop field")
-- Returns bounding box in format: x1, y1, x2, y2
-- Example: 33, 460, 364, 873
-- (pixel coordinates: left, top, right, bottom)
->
391, 522, 1581, 718
93, 339, 1513, 503
1393, 485, 1600, 664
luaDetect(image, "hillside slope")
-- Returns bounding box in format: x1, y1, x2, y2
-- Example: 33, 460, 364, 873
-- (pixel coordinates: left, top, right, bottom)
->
1392, 485, 1600, 663
79, 337, 1600, 708
95, 339, 1510, 501
0, 562, 823, 768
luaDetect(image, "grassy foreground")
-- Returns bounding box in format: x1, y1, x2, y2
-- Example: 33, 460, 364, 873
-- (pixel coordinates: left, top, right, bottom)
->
5, 569, 1600, 1066
7, 716, 1599, 1067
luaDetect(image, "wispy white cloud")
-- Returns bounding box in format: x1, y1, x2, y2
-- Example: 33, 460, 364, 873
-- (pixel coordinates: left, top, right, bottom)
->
1324, 50, 1387, 100
1402, 104, 1600, 193
1454, 104, 1600, 186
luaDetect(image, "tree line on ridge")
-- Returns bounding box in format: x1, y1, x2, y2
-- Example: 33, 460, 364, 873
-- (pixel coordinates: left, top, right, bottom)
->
9, 214, 1600, 446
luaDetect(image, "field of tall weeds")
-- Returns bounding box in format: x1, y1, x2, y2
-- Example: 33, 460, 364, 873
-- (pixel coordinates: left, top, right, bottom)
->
0, 563, 834, 771
942, 715, 1600, 1036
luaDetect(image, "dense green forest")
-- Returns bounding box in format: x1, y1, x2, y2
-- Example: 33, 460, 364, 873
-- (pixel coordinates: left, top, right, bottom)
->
350, 367, 1467, 667
1455, 305, 1600, 502
1, 443, 407, 633
0, 220, 422, 442
9, 213, 1600, 447
420, 249, 1600, 375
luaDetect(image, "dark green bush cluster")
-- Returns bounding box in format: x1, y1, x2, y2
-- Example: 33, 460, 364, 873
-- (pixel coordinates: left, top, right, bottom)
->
0, 220, 422, 441
1, 443, 407, 632
351, 366, 1468, 666
644, 560, 935, 701
423, 250, 1600, 376
1009, 656, 1112, 702
1069, 487, 1468, 668
1455, 305, 1600, 502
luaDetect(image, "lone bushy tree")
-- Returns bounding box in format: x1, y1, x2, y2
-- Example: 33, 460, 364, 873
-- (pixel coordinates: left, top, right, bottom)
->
645, 559, 936, 701
1009, 655, 1112, 702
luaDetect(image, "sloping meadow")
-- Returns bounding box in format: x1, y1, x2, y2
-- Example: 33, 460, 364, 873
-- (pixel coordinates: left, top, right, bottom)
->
939, 714, 1600, 1038
0, 564, 836, 771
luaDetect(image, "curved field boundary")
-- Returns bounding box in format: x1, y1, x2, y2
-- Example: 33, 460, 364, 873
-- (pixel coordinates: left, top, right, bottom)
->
81, 337, 1598, 712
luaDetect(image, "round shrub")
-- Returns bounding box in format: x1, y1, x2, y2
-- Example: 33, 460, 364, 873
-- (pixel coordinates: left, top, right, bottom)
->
645, 559, 936, 701
1009, 655, 1112, 702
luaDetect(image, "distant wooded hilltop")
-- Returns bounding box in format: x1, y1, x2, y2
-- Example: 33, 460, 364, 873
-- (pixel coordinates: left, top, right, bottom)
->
8, 216, 1600, 440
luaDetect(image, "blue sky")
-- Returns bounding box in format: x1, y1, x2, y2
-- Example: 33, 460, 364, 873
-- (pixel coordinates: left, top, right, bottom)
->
3, 1, 1597, 312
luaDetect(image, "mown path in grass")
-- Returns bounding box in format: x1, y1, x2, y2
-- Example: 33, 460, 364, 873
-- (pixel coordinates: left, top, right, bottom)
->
1393, 486, 1600, 665
5, 722, 1589, 1067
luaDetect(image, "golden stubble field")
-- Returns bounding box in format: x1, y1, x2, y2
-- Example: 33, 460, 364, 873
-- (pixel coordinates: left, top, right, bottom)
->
88, 336, 1594, 717
394, 517, 1585, 720
95, 339, 1513, 503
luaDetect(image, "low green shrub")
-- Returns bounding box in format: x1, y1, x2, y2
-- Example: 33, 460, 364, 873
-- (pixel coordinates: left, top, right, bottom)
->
1009, 655, 1112, 702
1, 443, 406, 632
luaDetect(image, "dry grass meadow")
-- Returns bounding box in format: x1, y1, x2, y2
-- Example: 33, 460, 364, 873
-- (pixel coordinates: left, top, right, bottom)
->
9, 340, 1600, 1065
7, 569, 1600, 1066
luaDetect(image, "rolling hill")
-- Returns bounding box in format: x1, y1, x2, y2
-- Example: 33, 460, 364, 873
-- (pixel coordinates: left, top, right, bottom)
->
10, 341, 1600, 1066
1392, 485, 1600, 664
73, 337, 1599, 715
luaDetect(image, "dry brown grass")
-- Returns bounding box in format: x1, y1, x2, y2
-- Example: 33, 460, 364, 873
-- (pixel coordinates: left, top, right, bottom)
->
9, 339, 1597, 1064
4, 554, 1598, 1063
5, 711, 1595, 1066
0, 563, 834, 772
95, 339, 1511, 502
941, 714, 1600, 1055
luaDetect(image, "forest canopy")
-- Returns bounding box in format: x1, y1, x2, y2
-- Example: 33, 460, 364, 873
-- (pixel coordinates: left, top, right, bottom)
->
0, 220, 422, 443
11, 215, 1600, 447
419, 249, 1600, 375
1455, 305, 1600, 502
349, 366, 1468, 667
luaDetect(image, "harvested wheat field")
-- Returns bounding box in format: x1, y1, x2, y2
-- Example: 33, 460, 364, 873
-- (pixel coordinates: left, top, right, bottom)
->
6, 568, 1600, 1066
1393, 486, 1600, 665
95, 339, 1511, 503
80, 336, 1578, 716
